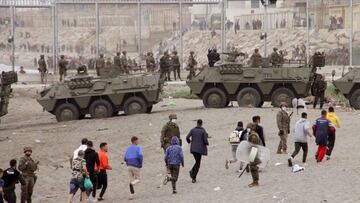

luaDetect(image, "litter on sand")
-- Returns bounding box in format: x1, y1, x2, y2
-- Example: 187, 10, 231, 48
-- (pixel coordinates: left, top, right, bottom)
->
35, 139, 41, 143
275, 162, 283, 166
97, 128, 109, 131
213, 186, 221, 191
292, 164, 305, 173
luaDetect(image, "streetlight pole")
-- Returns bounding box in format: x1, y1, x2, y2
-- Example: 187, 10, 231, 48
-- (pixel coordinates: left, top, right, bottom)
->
264, 0, 268, 57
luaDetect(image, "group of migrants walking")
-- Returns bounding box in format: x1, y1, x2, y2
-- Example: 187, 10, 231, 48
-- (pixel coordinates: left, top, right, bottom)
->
0, 104, 341, 202
224, 103, 341, 187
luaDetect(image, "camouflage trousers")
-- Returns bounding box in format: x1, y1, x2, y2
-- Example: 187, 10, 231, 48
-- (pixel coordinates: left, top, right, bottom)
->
173, 66, 181, 80
187, 70, 195, 80
40, 72, 46, 84
277, 132, 288, 153
21, 176, 36, 203
250, 159, 260, 182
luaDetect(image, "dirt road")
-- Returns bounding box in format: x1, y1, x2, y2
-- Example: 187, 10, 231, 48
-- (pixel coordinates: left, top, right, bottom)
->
0, 88, 359, 203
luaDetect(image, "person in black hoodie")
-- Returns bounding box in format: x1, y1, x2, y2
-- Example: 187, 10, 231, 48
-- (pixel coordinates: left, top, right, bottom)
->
84, 141, 100, 201
253, 116, 266, 147
3, 159, 25, 203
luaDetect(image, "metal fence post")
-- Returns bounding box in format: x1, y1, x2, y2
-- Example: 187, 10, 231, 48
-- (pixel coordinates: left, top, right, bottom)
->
221, 0, 225, 53
52, 4, 57, 76
350, 0, 353, 66
11, 6, 15, 72
306, 0, 309, 64
179, 0, 183, 68
96, 2, 99, 56
138, 0, 142, 56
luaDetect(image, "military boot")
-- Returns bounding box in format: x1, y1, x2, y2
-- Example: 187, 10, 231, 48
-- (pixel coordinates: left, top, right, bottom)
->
248, 181, 259, 187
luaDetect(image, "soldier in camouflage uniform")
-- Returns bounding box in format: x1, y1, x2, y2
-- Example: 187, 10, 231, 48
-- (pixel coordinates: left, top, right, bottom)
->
105, 58, 112, 67
18, 147, 39, 203
187, 51, 197, 80
246, 123, 261, 187
58, 55, 68, 82
161, 114, 181, 152
38, 55, 47, 84
120, 51, 129, 74
95, 54, 105, 76
249, 48, 262, 67
114, 52, 122, 73
269, 48, 282, 67
313, 75, 327, 109
276, 103, 291, 154
225, 48, 245, 62
172, 51, 182, 81
160, 51, 171, 81
146, 52, 155, 72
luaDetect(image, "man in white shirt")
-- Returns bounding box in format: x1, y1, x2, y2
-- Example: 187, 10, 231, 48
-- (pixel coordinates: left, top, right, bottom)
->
288, 112, 311, 167
69, 138, 88, 168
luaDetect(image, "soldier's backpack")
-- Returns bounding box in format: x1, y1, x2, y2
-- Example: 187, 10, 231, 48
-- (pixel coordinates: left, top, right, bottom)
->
229, 130, 243, 143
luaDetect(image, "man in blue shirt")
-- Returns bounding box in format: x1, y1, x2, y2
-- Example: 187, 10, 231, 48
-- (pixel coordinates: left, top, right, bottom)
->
124, 136, 143, 200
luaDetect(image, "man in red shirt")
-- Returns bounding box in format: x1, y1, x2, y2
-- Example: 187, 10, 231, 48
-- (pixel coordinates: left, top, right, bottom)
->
97, 143, 112, 201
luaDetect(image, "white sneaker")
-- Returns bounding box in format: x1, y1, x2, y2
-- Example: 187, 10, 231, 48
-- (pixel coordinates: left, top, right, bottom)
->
131, 179, 140, 185
89, 197, 98, 202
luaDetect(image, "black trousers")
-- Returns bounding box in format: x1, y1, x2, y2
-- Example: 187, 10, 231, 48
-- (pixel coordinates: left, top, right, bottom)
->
190, 152, 202, 180
327, 134, 336, 156
313, 92, 325, 108
3, 186, 16, 203
97, 170, 108, 198
89, 173, 98, 198
291, 142, 308, 163
168, 165, 180, 191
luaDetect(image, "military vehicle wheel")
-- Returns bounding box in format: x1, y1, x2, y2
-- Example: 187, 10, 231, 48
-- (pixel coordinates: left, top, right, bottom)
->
236, 87, 261, 108
124, 97, 147, 115
349, 89, 360, 110
146, 105, 153, 113
271, 87, 295, 107
202, 88, 227, 108
55, 103, 80, 122
89, 99, 114, 119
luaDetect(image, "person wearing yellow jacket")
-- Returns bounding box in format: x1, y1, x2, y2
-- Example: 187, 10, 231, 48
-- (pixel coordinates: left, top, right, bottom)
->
326, 106, 341, 160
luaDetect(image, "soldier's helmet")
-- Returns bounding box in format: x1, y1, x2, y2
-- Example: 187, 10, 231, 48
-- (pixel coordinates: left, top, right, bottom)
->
23, 147, 32, 153
60, 55, 65, 59
279, 102, 287, 108
116, 52, 120, 56
173, 50, 178, 55
169, 114, 177, 120
273, 48, 278, 52
147, 52, 151, 56
164, 51, 169, 55
122, 51, 127, 55
100, 54, 104, 58
40, 54, 44, 58
190, 51, 194, 55
246, 123, 257, 131
254, 48, 259, 53
77, 65, 87, 74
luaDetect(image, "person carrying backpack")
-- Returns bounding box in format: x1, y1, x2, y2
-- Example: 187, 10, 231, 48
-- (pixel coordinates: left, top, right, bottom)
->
225, 122, 245, 171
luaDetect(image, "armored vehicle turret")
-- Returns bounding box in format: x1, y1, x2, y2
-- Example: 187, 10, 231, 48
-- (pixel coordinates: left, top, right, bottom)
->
37, 72, 163, 122
187, 53, 325, 108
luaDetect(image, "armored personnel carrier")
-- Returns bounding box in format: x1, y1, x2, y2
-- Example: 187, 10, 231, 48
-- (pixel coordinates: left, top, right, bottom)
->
0, 71, 18, 122
187, 54, 325, 108
333, 67, 360, 109
37, 70, 163, 122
